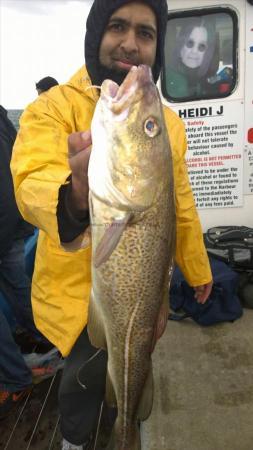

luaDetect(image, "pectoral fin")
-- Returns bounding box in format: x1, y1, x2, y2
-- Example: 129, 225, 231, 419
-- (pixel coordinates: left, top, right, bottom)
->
94, 213, 132, 267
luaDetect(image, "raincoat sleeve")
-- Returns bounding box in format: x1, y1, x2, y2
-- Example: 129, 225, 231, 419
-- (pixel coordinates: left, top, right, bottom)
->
11, 92, 73, 246
167, 112, 212, 287
57, 181, 90, 242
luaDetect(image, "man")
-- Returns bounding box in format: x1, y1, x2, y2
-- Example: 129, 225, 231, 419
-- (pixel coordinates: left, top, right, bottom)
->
35, 76, 59, 95
11, 1, 213, 448
0, 105, 50, 418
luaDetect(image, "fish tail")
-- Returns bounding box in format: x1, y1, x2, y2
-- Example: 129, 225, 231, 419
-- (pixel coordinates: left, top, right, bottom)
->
106, 419, 141, 450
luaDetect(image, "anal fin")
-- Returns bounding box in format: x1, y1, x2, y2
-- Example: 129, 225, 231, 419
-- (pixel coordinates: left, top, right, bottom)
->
106, 369, 117, 408
137, 362, 154, 421
87, 291, 107, 350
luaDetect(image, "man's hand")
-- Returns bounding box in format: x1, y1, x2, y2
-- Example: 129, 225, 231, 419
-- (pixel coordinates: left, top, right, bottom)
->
68, 131, 92, 211
194, 281, 213, 304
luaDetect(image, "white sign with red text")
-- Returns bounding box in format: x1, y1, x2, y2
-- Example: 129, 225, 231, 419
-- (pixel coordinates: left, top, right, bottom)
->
175, 101, 244, 209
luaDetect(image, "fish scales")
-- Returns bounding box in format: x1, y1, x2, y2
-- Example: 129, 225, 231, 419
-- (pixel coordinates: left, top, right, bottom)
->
88, 65, 175, 450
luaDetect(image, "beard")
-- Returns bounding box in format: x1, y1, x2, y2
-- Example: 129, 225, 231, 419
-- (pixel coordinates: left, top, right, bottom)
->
99, 63, 130, 86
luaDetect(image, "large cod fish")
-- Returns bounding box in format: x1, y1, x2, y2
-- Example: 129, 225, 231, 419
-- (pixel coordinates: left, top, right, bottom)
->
88, 65, 175, 450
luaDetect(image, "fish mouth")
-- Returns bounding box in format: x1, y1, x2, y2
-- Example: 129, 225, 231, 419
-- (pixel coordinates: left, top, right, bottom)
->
101, 65, 154, 115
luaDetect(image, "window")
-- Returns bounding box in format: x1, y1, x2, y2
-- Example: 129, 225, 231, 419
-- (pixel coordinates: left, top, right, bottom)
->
161, 8, 238, 103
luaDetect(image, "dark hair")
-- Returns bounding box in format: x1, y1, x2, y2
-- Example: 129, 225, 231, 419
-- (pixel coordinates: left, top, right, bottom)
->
172, 16, 219, 78
35, 76, 59, 92
85, 0, 168, 85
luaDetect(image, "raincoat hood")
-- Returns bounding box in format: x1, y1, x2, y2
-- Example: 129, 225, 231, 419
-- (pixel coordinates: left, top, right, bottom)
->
84, 0, 168, 86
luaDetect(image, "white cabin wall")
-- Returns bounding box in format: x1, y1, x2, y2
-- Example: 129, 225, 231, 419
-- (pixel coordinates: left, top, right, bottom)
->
199, 196, 253, 230
163, 0, 253, 231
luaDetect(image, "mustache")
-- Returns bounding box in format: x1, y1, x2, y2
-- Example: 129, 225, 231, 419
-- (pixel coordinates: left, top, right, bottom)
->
112, 52, 140, 66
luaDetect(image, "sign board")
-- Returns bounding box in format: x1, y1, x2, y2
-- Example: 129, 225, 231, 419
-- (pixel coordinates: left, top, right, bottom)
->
244, 2, 253, 194
171, 101, 244, 208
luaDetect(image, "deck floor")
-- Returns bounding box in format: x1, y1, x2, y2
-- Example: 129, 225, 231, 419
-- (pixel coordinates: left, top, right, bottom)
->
0, 372, 62, 450
1, 309, 253, 450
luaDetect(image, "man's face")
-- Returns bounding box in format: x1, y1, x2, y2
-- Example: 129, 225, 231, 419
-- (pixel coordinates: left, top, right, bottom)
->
99, 2, 157, 83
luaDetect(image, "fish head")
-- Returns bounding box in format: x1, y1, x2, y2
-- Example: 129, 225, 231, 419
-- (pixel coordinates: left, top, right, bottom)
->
89, 65, 170, 211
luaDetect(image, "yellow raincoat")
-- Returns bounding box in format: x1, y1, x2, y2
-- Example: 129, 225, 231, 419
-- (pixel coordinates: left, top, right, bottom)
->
11, 66, 212, 356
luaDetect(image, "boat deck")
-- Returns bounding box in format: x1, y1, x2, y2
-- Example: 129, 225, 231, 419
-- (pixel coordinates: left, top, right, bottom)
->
0, 372, 62, 450
1, 309, 253, 450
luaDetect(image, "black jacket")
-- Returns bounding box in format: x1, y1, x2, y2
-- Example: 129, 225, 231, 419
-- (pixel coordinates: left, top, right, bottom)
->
0, 105, 34, 258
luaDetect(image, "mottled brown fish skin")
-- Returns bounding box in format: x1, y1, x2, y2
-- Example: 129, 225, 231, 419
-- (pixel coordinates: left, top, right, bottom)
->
88, 65, 175, 450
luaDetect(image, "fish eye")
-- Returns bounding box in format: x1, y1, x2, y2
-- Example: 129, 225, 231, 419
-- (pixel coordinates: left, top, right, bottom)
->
144, 118, 160, 137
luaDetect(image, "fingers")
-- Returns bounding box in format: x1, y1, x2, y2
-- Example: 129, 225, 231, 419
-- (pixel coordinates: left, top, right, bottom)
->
68, 130, 92, 157
194, 281, 213, 304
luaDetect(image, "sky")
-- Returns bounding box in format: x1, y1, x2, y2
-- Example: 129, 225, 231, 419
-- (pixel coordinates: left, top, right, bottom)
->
0, 0, 93, 108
